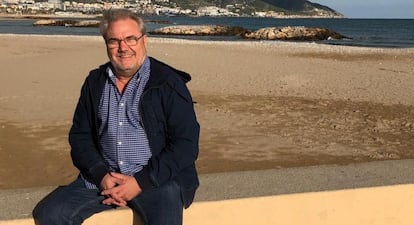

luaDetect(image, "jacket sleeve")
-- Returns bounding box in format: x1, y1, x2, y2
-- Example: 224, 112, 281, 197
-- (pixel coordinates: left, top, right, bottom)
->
135, 78, 199, 191
69, 77, 109, 187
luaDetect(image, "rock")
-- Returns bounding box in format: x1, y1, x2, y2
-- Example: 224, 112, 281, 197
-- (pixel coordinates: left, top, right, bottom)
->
33, 19, 100, 27
149, 25, 249, 36
242, 26, 347, 41
33, 19, 56, 26
72, 20, 100, 27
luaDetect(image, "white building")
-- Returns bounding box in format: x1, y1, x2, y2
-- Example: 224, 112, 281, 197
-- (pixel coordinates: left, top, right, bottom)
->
48, 0, 62, 10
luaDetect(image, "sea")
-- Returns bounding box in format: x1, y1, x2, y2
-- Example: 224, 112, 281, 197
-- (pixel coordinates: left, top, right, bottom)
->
0, 16, 413, 48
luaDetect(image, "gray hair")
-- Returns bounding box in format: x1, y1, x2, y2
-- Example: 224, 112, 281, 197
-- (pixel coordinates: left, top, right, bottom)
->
99, 8, 146, 39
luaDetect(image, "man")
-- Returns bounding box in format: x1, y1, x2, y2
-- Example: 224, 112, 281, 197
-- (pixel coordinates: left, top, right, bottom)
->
33, 8, 199, 225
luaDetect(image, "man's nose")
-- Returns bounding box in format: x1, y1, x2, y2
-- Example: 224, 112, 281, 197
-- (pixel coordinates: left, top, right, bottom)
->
118, 40, 129, 51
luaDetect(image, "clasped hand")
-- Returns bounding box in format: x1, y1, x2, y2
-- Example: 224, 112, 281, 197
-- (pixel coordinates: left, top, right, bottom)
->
100, 172, 142, 207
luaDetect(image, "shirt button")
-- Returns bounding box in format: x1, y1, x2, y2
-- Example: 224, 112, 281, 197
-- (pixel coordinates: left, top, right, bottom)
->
119, 122, 123, 126
119, 161, 124, 165
120, 103, 125, 107
117, 141, 122, 145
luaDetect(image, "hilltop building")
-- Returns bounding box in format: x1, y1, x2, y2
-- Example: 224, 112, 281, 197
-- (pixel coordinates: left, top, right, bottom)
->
48, 0, 62, 10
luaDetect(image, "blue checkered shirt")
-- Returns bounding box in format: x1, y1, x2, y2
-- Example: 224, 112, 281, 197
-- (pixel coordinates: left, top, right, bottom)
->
83, 57, 152, 189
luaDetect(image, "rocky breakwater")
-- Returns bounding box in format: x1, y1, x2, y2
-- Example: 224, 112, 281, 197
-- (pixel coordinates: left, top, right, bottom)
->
242, 26, 347, 41
150, 25, 248, 36
33, 19, 100, 27
151, 25, 347, 41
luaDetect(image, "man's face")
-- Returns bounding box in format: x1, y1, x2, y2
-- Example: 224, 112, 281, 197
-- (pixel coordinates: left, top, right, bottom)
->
105, 18, 147, 77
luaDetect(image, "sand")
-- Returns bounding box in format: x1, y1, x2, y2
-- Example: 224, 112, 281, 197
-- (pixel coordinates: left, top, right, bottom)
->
0, 34, 413, 189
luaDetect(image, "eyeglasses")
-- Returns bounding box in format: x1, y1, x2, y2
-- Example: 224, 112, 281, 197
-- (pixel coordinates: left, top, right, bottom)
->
106, 34, 145, 49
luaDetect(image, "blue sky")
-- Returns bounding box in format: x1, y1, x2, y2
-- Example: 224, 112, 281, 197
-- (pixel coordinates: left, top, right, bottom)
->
310, 0, 414, 18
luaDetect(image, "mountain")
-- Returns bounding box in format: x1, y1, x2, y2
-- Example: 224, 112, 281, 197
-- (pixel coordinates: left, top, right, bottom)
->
169, 0, 344, 18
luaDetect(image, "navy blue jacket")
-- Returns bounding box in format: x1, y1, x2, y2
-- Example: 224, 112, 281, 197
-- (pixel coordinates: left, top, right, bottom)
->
69, 57, 200, 208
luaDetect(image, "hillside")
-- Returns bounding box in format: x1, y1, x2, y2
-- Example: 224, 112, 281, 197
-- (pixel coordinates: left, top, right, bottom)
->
169, 0, 344, 17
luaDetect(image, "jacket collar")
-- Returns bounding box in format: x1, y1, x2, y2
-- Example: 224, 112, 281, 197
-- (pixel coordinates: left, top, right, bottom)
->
147, 57, 191, 84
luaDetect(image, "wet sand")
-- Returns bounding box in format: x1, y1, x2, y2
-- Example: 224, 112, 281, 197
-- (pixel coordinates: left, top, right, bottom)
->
0, 34, 413, 189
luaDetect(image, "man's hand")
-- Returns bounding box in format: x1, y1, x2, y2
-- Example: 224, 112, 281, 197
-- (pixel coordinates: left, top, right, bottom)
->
101, 172, 142, 207
100, 173, 119, 190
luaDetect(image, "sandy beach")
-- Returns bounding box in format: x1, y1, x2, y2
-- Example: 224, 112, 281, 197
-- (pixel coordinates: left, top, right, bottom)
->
0, 34, 413, 189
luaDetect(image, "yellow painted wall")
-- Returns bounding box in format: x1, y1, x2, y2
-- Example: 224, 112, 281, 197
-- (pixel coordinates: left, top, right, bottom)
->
2, 184, 413, 225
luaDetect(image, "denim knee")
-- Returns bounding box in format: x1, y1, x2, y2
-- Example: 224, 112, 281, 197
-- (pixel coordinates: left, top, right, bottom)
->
32, 199, 61, 225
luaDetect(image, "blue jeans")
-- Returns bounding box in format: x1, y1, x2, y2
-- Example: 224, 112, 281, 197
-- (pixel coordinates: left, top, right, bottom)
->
32, 177, 183, 225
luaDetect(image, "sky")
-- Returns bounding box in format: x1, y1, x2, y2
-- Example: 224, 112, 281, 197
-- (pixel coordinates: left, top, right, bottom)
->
310, 0, 414, 19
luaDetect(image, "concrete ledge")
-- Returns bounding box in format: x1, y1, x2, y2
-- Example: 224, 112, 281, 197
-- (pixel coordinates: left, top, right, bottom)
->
0, 208, 135, 225
184, 184, 414, 225
0, 208, 133, 225
2, 184, 414, 225
1, 159, 414, 225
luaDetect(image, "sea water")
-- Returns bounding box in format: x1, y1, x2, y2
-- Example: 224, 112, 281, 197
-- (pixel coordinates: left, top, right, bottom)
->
0, 16, 413, 48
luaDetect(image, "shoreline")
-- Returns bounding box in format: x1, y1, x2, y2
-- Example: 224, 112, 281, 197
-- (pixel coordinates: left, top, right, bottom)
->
0, 13, 98, 20
2, 33, 414, 50
0, 12, 344, 20
1, 32, 413, 50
